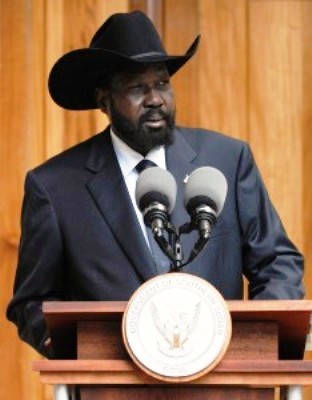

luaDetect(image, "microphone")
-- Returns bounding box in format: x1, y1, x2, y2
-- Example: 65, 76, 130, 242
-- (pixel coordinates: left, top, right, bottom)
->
184, 167, 228, 239
135, 167, 177, 235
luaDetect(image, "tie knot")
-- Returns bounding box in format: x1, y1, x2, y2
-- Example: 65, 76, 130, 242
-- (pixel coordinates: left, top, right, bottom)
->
136, 159, 157, 173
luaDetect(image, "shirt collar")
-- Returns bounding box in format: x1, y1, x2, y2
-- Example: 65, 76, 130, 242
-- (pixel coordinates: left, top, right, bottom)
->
110, 128, 167, 178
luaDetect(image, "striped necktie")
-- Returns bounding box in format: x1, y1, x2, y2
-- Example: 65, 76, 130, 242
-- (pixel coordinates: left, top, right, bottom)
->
135, 159, 170, 273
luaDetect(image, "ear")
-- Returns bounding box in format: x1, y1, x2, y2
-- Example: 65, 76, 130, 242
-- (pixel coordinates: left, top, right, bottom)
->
95, 87, 109, 113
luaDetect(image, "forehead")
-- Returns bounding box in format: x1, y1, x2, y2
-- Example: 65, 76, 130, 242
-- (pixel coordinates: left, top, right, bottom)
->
110, 63, 169, 86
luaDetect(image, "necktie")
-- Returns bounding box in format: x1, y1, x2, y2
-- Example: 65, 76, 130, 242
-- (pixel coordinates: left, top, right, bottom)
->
135, 159, 171, 273
136, 159, 157, 173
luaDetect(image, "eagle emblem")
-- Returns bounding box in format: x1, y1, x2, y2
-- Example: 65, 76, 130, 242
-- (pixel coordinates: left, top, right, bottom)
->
150, 301, 201, 357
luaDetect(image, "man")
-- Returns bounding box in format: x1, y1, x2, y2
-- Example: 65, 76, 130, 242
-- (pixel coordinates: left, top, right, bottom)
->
7, 11, 304, 359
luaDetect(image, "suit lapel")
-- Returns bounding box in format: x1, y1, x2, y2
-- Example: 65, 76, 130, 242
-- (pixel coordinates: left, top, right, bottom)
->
85, 130, 156, 281
167, 131, 197, 228
166, 131, 200, 263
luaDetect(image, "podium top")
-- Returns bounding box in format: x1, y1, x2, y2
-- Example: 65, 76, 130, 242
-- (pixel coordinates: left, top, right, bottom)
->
43, 300, 312, 360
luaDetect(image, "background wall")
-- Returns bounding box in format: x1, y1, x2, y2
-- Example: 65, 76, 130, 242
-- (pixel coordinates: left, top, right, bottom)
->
1, 1, 311, 399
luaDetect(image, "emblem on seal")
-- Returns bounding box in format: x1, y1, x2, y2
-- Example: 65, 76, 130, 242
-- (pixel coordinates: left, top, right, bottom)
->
122, 273, 232, 382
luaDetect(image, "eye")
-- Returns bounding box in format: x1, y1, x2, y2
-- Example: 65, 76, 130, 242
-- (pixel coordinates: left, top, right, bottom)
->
127, 83, 144, 96
127, 84, 144, 93
156, 79, 170, 90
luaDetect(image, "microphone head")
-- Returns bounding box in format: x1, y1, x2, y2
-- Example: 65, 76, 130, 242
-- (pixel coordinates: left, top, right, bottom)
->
135, 167, 177, 213
184, 167, 228, 216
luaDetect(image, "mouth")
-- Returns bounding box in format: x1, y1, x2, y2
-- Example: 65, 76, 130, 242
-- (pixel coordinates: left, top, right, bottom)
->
141, 112, 167, 129
143, 119, 166, 129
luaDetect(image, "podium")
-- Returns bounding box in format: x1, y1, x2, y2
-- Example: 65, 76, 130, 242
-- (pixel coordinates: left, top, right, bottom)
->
33, 300, 312, 400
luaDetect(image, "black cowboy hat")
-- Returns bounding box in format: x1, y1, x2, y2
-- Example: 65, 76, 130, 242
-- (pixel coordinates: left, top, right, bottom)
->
48, 11, 200, 110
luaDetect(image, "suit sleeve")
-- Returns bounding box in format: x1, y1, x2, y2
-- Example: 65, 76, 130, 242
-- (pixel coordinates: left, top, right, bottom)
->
6, 171, 65, 358
236, 144, 305, 299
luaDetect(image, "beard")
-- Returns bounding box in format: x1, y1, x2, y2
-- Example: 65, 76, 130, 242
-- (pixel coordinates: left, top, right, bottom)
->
110, 102, 176, 155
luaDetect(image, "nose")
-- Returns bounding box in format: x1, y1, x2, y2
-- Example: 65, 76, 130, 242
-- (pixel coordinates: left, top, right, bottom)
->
143, 87, 164, 108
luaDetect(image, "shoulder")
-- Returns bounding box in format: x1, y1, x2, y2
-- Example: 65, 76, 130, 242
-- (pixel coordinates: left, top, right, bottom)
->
24, 130, 110, 195
31, 130, 108, 178
175, 126, 250, 163
175, 126, 247, 150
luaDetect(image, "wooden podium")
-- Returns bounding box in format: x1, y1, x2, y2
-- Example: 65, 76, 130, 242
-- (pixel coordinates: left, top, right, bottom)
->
33, 300, 312, 400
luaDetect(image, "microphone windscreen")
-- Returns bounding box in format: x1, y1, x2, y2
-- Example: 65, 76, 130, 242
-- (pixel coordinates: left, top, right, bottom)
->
135, 167, 177, 213
184, 167, 228, 216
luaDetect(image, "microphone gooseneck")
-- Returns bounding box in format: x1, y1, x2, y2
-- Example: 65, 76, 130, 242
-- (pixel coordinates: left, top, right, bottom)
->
135, 165, 228, 271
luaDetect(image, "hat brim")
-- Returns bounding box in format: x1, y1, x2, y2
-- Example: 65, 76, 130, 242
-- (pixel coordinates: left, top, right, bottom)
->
48, 36, 200, 110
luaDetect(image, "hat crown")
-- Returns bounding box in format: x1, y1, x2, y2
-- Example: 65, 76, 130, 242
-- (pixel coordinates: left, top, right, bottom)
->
90, 11, 166, 58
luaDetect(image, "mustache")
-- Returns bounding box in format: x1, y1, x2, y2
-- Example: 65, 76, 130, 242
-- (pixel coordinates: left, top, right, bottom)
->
139, 109, 171, 124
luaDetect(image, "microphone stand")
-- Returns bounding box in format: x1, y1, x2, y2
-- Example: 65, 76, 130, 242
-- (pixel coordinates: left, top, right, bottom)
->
167, 223, 183, 271
152, 223, 182, 270
153, 220, 211, 272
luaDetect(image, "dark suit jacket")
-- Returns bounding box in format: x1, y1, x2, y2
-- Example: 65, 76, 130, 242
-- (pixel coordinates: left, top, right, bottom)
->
7, 126, 304, 357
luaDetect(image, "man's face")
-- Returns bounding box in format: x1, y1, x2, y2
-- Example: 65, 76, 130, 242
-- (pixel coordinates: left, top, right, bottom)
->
98, 63, 176, 155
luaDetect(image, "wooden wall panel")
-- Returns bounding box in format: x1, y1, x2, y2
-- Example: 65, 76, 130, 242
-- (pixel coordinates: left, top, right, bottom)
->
302, 1, 312, 299
45, 0, 65, 159
197, 0, 247, 140
0, 1, 48, 400
249, 0, 303, 251
301, 2, 312, 396
163, 0, 200, 128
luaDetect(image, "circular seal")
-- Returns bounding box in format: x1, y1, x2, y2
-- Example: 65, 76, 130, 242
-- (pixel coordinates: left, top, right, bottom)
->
122, 273, 232, 382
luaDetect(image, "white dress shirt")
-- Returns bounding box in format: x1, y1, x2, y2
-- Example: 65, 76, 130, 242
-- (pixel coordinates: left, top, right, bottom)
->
110, 129, 167, 245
